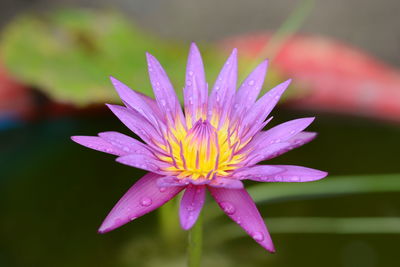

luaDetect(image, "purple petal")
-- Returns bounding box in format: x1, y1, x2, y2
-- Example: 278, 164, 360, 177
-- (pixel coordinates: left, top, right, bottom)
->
235, 165, 327, 182
109, 76, 164, 128
116, 154, 170, 174
244, 131, 317, 165
157, 176, 189, 187
208, 187, 275, 252
262, 117, 314, 144
184, 43, 208, 124
98, 131, 153, 156
250, 132, 317, 165
249, 118, 315, 150
245, 142, 290, 166
106, 104, 164, 147
146, 53, 185, 126
208, 48, 238, 126
135, 90, 164, 120
179, 185, 206, 230
231, 60, 268, 120
208, 177, 244, 189
71, 136, 125, 156
98, 173, 183, 233
234, 165, 283, 180
241, 80, 291, 137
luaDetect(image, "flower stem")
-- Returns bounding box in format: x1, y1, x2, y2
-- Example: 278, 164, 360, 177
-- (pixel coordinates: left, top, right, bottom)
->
188, 213, 203, 267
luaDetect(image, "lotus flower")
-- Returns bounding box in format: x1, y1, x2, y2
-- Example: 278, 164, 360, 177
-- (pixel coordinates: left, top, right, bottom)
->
71, 43, 327, 252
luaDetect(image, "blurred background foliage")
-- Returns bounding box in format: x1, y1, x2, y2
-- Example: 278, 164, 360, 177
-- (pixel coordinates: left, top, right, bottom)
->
0, 1, 400, 267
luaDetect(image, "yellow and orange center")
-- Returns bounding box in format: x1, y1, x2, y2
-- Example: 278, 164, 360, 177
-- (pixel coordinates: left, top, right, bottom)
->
158, 116, 249, 180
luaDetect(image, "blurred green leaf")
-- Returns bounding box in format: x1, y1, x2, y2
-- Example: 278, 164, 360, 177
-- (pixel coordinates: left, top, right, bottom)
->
248, 174, 400, 204
0, 9, 221, 106
212, 217, 400, 245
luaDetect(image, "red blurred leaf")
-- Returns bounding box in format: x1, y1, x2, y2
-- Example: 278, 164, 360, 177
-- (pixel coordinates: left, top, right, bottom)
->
220, 33, 400, 122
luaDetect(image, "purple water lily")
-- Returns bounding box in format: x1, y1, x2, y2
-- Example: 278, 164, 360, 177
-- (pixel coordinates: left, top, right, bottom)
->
72, 43, 327, 252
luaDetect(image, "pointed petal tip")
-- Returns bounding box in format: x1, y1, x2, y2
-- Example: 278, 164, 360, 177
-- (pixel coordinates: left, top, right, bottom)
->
188, 42, 203, 60
180, 220, 194, 231
316, 170, 329, 180
145, 52, 156, 63
228, 48, 238, 61
97, 220, 117, 234
190, 42, 199, 50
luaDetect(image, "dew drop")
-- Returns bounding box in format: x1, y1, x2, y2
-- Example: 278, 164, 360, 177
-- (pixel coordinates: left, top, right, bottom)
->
252, 231, 264, 242
140, 197, 152, 207
188, 71, 194, 76
187, 205, 194, 212
187, 80, 192, 86
291, 176, 300, 182
160, 99, 167, 106
220, 201, 236, 215
215, 86, 220, 91
159, 187, 167, 193
248, 80, 255, 86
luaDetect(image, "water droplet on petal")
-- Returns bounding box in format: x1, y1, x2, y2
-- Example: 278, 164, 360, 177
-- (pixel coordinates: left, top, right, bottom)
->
248, 80, 255, 86
220, 201, 236, 215
159, 187, 167, 193
140, 197, 152, 207
188, 71, 194, 76
291, 176, 300, 182
187, 80, 192, 86
252, 231, 264, 242
215, 86, 220, 91
160, 99, 167, 106
187, 205, 194, 211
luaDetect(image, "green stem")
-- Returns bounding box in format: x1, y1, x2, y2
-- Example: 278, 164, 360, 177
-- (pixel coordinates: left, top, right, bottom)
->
188, 214, 203, 267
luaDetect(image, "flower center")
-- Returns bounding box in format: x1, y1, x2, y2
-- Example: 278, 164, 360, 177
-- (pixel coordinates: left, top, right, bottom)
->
161, 119, 246, 180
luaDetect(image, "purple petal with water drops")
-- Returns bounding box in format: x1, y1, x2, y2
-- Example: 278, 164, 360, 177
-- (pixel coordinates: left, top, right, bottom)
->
116, 154, 170, 174
184, 43, 208, 123
157, 176, 189, 187
231, 60, 268, 120
244, 132, 317, 165
179, 185, 206, 230
98, 131, 153, 156
234, 165, 283, 180
109, 76, 164, 128
208, 187, 275, 252
71, 136, 125, 156
208, 177, 244, 189
106, 104, 164, 147
251, 117, 315, 149
235, 165, 327, 182
245, 142, 290, 166
98, 173, 183, 233
146, 52, 185, 125
135, 91, 164, 121
208, 48, 238, 126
